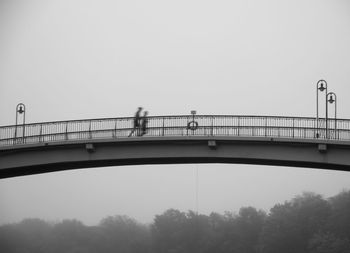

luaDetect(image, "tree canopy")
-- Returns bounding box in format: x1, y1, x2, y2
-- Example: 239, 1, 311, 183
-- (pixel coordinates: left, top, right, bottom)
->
1, 190, 349, 253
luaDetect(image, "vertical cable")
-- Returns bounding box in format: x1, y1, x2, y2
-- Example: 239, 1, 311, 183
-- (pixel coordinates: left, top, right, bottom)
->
196, 165, 199, 215
195, 165, 199, 253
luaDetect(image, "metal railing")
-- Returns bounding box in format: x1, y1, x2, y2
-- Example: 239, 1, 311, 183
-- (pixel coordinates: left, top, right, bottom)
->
0, 115, 349, 147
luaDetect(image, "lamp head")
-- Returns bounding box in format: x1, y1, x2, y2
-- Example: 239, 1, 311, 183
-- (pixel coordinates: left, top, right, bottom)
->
318, 82, 326, 92
328, 95, 335, 104
17, 105, 24, 114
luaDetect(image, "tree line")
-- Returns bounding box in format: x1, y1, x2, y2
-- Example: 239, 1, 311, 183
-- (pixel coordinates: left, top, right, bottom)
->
1, 190, 350, 253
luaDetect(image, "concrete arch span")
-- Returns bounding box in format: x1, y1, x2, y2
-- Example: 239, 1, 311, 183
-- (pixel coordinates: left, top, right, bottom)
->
1, 136, 350, 179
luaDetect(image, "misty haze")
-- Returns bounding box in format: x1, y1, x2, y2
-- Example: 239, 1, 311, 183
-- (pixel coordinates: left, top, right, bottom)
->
1, 190, 350, 252
1, 0, 350, 253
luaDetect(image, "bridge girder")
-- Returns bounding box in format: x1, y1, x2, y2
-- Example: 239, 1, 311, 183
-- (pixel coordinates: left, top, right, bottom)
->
1, 136, 350, 178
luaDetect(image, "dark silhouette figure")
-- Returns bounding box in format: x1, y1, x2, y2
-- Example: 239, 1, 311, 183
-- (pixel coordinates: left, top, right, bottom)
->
140, 111, 149, 136
128, 107, 143, 137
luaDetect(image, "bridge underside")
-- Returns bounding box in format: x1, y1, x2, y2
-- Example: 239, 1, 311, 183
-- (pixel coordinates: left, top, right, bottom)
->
1, 137, 350, 178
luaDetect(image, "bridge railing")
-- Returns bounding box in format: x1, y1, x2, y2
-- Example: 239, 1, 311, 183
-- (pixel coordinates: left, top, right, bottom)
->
0, 115, 349, 147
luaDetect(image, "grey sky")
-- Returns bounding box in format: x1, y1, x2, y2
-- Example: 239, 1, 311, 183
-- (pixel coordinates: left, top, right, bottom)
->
1, 0, 350, 225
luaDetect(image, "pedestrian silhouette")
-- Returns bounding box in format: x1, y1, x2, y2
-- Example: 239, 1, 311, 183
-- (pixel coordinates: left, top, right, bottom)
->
140, 111, 149, 136
128, 107, 143, 137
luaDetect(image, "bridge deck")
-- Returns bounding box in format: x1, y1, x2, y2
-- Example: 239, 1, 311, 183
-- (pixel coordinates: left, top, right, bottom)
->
0, 115, 349, 148
1, 115, 350, 178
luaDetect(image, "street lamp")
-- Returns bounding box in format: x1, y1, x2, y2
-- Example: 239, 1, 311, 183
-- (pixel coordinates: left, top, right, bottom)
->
326, 92, 337, 139
316, 80, 327, 138
15, 103, 26, 141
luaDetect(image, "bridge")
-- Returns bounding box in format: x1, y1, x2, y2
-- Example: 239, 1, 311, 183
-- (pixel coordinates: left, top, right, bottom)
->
1, 114, 350, 178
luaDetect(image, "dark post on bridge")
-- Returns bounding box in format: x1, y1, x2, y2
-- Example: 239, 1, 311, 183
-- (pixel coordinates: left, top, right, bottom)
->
316, 80, 327, 138
14, 103, 26, 143
327, 92, 337, 139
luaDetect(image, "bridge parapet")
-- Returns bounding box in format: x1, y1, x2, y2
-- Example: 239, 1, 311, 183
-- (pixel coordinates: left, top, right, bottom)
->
0, 115, 349, 147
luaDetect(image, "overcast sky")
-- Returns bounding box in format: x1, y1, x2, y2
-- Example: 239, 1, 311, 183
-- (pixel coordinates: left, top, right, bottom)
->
1, 0, 350, 225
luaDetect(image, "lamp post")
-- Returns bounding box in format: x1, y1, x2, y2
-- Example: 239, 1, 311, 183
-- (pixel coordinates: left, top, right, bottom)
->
326, 92, 337, 139
15, 103, 26, 141
316, 80, 327, 138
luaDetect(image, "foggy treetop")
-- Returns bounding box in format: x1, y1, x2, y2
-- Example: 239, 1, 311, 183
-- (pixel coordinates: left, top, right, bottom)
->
1, 190, 350, 253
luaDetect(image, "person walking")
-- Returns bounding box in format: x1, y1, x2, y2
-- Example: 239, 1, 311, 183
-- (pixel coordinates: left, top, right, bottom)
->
140, 111, 149, 136
128, 107, 143, 137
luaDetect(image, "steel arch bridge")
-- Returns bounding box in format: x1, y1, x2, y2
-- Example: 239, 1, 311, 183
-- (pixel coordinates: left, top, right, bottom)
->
1, 114, 350, 178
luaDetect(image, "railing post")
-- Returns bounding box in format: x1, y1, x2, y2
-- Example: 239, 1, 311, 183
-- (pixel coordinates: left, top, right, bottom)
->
114, 119, 117, 138
23, 124, 26, 144
186, 117, 189, 136
292, 118, 295, 138
252, 117, 255, 137
278, 118, 281, 137
65, 122, 68, 140
265, 117, 267, 137
237, 116, 240, 136
14, 126, 17, 144
89, 121, 92, 139
335, 117, 338, 140
39, 124, 43, 142
336, 119, 339, 140
162, 118, 165, 136
211, 116, 214, 136
13, 126, 17, 145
